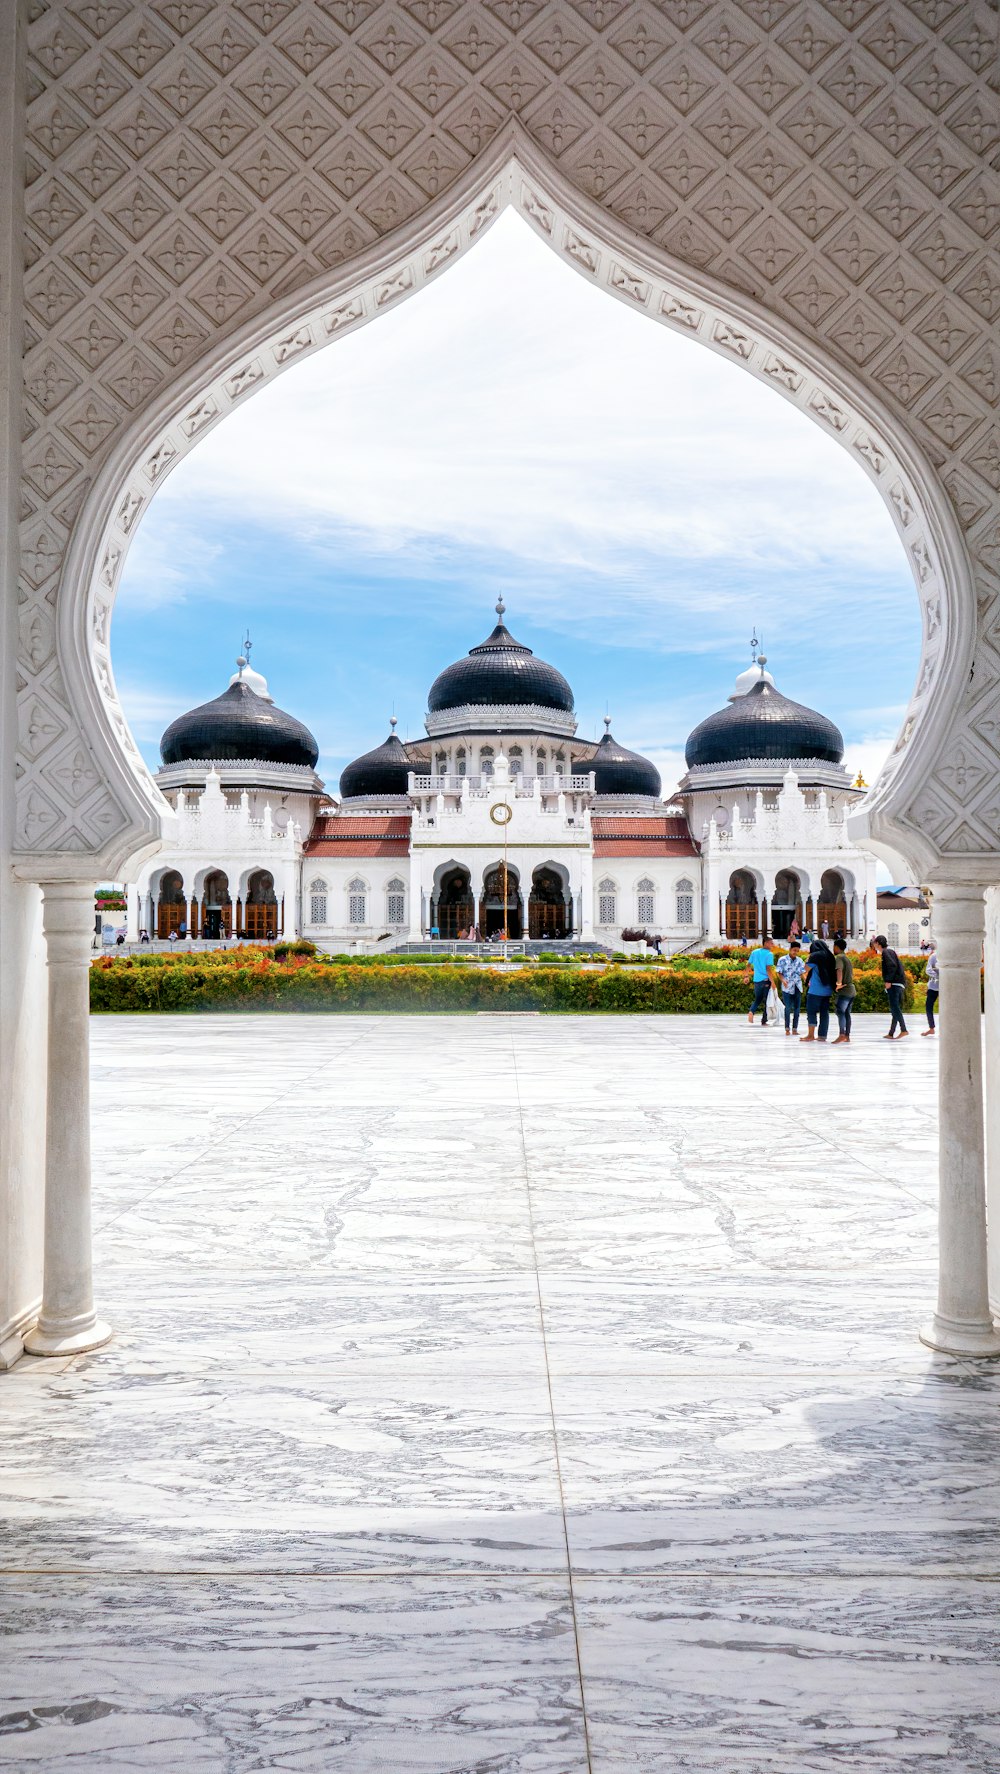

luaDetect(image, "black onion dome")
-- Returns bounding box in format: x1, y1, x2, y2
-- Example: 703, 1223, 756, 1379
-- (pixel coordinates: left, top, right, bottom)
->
339, 728, 412, 799
428, 605, 574, 713
685, 678, 844, 769
160, 679, 319, 767
591, 727, 661, 797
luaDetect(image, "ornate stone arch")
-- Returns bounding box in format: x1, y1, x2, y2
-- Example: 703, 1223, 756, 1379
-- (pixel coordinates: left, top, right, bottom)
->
12, 121, 991, 887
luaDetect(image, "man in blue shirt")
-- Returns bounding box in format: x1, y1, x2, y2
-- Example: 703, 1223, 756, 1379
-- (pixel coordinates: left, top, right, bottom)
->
745, 937, 780, 1026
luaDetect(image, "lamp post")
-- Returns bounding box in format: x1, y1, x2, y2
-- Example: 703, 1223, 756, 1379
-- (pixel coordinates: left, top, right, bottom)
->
489, 757, 514, 955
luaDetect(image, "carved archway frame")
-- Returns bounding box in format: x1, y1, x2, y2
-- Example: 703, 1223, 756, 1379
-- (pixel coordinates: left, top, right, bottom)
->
21, 127, 973, 885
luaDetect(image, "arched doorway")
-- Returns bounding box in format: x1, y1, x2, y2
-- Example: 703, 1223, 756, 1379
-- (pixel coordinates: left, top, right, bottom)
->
201, 870, 232, 942
10, 122, 1000, 1369
243, 869, 279, 942
529, 865, 569, 940
156, 869, 186, 941
771, 869, 804, 942
726, 870, 759, 943
818, 871, 847, 940
435, 866, 474, 940
481, 865, 522, 940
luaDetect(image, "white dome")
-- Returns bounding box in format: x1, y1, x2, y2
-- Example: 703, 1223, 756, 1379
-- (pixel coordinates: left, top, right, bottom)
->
228, 660, 273, 703
730, 659, 775, 699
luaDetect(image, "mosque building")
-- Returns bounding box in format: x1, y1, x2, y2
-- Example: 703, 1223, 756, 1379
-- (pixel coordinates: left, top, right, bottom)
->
127, 611, 878, 949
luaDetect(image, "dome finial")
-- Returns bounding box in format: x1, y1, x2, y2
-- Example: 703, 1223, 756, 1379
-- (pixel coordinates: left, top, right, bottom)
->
750, 628, 759, 662
495, 596, 506, 620
604, 714, 612, 732
389, 714, 398, 732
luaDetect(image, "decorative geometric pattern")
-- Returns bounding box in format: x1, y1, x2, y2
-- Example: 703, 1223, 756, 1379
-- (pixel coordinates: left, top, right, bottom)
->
15, 0, 1000, 871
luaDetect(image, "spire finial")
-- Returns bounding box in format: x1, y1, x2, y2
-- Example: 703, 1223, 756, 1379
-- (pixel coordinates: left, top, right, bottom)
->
750, 628, 759, 662
389, 714, 398, 732
495, 596, 506, 620
604, 714, 612, 732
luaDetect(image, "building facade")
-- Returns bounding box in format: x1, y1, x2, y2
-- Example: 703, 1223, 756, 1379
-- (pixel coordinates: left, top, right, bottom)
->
134, 615, 877, 951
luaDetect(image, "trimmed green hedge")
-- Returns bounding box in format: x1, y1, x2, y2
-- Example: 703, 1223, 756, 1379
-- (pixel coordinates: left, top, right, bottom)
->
91, 955, 928, 1014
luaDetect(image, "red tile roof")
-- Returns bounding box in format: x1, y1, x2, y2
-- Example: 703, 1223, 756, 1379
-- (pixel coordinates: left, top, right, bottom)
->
304, 813, 411, 857
592, 816, 698, 857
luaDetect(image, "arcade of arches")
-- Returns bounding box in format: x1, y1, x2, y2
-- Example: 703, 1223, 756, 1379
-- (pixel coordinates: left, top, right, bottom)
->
4, 4, 1000, 1380
726, 868, 855, 943
148, 867, 283, 942
432, 863, 570, 941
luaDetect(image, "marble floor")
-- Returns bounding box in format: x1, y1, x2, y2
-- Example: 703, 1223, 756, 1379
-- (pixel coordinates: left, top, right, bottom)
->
2, 1013, 999, 1772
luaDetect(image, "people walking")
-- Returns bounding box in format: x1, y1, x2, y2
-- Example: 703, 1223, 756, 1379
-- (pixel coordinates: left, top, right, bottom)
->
800, 939, 836, 1042
923, 941, 939, 1036
831, 936, 856, 1043
745, 937, 780, 1026
872, 934, 908, 1038
776, 940, 805, 1035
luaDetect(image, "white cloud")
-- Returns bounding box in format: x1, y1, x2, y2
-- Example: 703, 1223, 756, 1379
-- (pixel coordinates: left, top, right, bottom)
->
150, 211, 909, 596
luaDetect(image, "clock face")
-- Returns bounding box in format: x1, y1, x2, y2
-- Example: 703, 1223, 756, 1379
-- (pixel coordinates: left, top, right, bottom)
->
490, 801, 513, 826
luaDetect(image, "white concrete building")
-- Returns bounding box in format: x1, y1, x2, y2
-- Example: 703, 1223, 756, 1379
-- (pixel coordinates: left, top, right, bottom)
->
129, 651, 325, 942
133, 615, 879, 953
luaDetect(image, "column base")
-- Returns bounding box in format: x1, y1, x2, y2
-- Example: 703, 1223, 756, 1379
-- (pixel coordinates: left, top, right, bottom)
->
24, 1317, 112, 1358
919, 1314, 1000, 1359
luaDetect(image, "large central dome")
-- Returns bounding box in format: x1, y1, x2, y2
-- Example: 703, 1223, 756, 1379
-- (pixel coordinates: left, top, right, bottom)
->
427, 602, 574, 715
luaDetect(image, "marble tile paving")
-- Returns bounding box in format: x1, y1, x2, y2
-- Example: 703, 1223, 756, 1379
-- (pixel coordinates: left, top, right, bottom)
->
2, 1013, 999, 1771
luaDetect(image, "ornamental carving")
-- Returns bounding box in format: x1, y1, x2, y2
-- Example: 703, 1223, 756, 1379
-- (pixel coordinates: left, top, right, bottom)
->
12, 0, 1000, 875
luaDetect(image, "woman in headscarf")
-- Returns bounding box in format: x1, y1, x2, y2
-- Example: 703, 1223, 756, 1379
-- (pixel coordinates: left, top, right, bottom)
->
801, 940, 836, 1043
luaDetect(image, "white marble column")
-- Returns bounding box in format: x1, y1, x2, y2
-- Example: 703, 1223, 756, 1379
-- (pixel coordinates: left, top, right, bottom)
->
985, 884, 1000, 1317
24, 883, 111, 1358
920, 882, 1000, 1358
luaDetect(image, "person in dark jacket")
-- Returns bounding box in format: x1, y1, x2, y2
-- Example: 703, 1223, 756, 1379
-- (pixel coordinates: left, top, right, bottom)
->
871, 934, 908, 1038
800, 939, 836, 1043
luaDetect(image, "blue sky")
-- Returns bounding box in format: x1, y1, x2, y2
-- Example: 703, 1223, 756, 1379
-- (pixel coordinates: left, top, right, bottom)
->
113, 210, 919, 796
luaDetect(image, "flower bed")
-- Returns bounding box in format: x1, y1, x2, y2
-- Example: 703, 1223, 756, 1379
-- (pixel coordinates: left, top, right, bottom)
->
91, 948, 931, 1014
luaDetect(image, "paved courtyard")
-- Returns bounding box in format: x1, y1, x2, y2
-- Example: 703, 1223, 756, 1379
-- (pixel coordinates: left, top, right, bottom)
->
3, 1013, 999, 1771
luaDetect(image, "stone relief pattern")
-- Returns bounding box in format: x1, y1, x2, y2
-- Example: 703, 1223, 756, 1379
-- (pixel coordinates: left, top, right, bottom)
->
16, 0, 1000, 861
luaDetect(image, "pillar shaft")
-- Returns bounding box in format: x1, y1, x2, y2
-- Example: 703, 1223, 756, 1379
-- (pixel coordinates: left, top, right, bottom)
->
921, 883, 1000, 1357
985, 885, 1000, 1316
24, 883, 111, 1357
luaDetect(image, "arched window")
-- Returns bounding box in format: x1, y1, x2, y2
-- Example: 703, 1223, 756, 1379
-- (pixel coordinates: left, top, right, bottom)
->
435, 752, 447, 775
907, 922, 920, 948
456, 747, 466, 777
598, 878, 617, 925
536, 747, 546, 776
308, 877, 328, 925
348, 877, 367, 926
386, 878, 406, 925
509, 745, 523, 777
887, 922, 900, 948
636, 878, 655, 924
480, 745, 494, 778
676, 877, 694, 925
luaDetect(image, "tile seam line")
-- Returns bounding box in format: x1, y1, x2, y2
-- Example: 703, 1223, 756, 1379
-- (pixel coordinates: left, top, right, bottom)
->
4, 1568, 997, 1582
509, 1022, 594, 1774
90, 1023, 380, 1241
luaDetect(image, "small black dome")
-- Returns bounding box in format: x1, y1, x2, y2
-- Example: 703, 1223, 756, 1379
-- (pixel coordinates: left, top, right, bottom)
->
160, 679, 319, 768
340, 728, 412, 799
685, 678, 843, 769
428, 605, 574, 714
591, 727, 661, 797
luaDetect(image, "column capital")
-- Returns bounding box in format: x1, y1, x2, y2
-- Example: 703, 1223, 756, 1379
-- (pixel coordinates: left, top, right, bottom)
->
40, 880, 97, 963
929, 882, 985, 962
